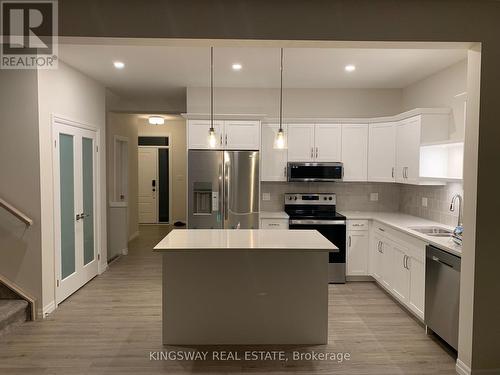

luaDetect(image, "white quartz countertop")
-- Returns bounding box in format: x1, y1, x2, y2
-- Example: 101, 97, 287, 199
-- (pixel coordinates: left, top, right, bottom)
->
260, 211, 289, 219
154, 229, 337, 252
340, 211, 462, 257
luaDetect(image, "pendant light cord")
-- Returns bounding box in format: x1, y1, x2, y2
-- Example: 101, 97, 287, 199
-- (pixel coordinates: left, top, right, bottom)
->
279, 48, 283, 132
210, 46, 214, 131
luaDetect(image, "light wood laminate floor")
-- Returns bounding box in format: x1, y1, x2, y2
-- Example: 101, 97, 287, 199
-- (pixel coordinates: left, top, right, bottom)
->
0, 225, 457, 374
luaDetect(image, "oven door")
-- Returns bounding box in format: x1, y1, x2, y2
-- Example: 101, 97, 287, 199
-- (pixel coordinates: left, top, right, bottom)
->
289, 219, 346, 283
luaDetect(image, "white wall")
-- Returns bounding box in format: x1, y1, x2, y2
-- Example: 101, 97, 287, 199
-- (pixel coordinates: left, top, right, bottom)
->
402, 59, 467, 141
187, 87, 402, 118
38, 61, 107, 313
0, 69, 43, 315
106, 113, 187, 239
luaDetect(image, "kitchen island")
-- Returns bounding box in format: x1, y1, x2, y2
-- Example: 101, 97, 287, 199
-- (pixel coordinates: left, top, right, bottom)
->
154, 229, 336, 345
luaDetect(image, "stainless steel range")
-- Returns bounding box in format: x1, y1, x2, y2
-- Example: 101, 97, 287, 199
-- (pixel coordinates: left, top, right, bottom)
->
284, 193, 346, 283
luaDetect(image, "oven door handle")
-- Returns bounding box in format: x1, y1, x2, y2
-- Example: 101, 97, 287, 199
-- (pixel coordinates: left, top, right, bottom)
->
289, 219, 346, 225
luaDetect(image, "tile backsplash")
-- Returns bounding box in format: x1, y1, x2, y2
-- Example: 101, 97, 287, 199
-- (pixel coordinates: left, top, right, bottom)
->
260, 182, 400, 212
399, 182, 464, 227
261, 181, 464, 227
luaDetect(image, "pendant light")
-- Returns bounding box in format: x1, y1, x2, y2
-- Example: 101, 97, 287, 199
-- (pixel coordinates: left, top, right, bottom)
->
208, 46, 217, 148
274, 48, 286, 149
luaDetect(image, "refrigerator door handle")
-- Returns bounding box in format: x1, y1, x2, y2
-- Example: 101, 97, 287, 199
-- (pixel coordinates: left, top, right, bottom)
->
224, 156, 229, 222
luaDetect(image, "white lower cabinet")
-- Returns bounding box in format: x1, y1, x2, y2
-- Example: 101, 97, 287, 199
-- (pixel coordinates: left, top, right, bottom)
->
260, 218, 289, 229
370, 222, 426, 320
407, 253, 425, 318
347, 220, 369, 276
391, 243, 410, 302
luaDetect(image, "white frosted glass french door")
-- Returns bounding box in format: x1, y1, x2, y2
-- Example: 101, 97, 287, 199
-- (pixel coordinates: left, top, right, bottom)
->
53, 122, 98, 304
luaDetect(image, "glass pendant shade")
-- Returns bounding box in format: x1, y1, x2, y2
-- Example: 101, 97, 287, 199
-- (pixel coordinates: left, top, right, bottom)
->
208, 127, 217, 148
274, 127, 286, 149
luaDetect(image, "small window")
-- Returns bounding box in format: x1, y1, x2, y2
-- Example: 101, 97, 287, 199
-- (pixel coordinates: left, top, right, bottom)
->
138, 136, 169, 146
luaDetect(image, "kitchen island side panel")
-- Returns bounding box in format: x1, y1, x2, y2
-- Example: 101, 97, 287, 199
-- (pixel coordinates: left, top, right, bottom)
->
162, 250, 328, 345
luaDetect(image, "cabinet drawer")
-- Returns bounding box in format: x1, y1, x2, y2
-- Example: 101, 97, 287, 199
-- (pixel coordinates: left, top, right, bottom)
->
348, 220, 369, 231
260, 219, 288, 229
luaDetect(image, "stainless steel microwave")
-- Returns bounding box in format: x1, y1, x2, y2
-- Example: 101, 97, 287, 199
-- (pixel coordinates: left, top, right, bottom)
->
287, 162, 343, 182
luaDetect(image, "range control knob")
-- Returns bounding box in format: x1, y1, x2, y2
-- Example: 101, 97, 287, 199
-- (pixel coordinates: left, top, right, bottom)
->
294, 196, 298, 200
288, 196, 293, 200
329, 197, 333, 200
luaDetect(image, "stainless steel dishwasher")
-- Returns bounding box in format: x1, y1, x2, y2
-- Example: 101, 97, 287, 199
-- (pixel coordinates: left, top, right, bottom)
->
425, 245, 461, 350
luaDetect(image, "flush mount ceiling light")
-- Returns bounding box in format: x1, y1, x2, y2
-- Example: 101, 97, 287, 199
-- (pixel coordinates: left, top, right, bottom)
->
148, 116, 165, 125
113, 61, 125, 69
232, 63, 242, 71
344, 64, 356, 72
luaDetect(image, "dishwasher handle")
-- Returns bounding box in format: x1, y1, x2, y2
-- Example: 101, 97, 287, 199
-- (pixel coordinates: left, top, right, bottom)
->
430, 255, 454, 268
426, 245, 461, 271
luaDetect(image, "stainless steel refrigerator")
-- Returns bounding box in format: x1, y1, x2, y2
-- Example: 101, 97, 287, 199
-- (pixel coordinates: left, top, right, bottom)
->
188, 150, 259, 229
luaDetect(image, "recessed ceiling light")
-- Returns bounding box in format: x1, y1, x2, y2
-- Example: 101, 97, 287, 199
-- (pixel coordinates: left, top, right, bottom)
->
148, 116, 165, 125
345, 64, 356, 72
232, 63, 242, 71
113, 61, 125, 69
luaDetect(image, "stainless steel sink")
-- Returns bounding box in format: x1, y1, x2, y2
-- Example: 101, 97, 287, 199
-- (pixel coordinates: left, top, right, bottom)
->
408, 226, 454, 237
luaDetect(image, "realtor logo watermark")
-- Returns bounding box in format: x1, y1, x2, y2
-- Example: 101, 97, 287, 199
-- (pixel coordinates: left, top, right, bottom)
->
1, 0, 58, 69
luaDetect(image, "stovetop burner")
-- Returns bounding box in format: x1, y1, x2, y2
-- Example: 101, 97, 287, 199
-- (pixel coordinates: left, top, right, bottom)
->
284, 193, 344, 220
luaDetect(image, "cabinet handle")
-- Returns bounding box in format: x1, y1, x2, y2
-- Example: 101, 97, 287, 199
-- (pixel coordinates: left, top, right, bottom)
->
225, 134, 228, 145
403, 255, 407, 269
392, 167, 394, 178
379, 242, 383, 253
378, 227, 385, 232
348, 235, 351, 247
220, 135, 223, 145
406, 256, 410, 270
283, 166, 287, 177
316, 147, 319, 158
311, 147, 314, 158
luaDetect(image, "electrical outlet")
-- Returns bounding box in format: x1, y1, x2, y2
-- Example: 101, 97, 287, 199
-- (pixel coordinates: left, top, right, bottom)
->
370, 193, 379, 201
422, 197, 428, 207
262, 192, 271, 201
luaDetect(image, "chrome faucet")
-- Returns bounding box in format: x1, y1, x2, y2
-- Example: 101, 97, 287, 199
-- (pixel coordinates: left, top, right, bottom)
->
450, 194, 463, 227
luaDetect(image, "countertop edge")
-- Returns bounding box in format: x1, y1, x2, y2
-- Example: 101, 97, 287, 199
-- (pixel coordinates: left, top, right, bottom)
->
340, 211, 462, 257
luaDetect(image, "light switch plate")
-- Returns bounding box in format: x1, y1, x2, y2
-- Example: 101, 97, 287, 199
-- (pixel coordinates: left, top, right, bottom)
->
370, 193, 379, 201
422, 197, 428, 207
262, 192, 271, 201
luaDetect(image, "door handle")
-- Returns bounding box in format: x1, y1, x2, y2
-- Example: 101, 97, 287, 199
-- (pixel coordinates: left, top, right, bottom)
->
76, 213, 81, 221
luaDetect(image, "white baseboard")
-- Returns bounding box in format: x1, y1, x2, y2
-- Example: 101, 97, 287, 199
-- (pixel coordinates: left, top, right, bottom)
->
98, 262, 108, 275
128, 231, 139, 242
456, 359, 471, 375
122, 247, 128, 255
43, 301, 56, 317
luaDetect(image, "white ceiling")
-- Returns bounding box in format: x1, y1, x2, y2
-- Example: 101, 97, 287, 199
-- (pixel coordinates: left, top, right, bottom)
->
59, 44, 467, 101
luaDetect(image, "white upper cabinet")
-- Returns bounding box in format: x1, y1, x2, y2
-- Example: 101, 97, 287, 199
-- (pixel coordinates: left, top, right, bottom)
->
287, 123, 342, 162
188, 120, 259, 150
188, 120, 224, 149
287, 124, 316, 162
315, 124, 342, 162
368, 122, 396, 182
224, 120, 260, 150
342, 124, 368, 181
261, 123, 288, 181
396, 117, 421, 184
